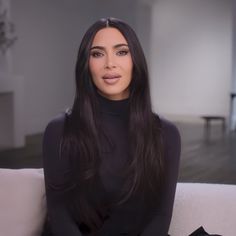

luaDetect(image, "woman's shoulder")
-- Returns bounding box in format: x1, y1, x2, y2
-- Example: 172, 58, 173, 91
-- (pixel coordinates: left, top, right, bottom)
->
44, 112, 67, 136
160, 117, 180, 140
43, 112, 68, 157
43, 112, 72, 188
158, 116, 181, 166
153, 113, 181, 147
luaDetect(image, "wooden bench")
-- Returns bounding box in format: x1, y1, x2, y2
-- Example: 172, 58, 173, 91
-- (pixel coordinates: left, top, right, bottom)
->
201, 116, 226, 131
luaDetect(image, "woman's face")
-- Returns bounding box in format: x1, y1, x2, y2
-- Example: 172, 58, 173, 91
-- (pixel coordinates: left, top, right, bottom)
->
89, 27, 133, 100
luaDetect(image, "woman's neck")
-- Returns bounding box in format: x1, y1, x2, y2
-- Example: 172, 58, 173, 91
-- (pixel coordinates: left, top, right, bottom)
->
96, 90, 130, 116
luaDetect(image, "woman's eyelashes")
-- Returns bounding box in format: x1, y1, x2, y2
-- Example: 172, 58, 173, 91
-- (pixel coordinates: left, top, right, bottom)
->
90, 51, 104, 58
116, 49, 129, 56
90, 48, 130, 58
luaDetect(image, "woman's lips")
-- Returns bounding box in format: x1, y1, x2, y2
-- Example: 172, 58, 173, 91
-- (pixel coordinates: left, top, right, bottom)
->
102, 74, 121, 85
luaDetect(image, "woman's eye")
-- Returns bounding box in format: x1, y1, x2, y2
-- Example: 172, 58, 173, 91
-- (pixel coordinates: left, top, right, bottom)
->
117, 50, 129, 56
90, 51, 103, 58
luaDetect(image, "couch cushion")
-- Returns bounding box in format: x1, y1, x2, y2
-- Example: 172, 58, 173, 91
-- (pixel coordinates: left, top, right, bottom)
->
169, 183, 236, 236
0, 168, 46, 236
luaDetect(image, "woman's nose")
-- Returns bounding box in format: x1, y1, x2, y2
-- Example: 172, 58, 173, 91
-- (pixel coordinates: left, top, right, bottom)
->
104, 54, 116, 69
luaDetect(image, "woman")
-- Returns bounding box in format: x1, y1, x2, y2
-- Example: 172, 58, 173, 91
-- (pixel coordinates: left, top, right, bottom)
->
43, 17, 181, 236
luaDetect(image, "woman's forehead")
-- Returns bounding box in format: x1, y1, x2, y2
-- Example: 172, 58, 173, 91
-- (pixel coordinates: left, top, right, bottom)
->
91, 28, 128, 47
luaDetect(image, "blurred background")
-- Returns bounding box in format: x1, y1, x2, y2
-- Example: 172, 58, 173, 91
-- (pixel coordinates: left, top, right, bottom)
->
0, 0, 235, 184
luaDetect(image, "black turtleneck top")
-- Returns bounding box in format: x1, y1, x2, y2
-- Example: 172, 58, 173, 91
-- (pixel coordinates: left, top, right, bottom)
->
42, 93, 181, 236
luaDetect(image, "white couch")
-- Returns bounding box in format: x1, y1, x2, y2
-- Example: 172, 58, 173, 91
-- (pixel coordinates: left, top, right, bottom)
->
169, 182, 236, 236
0, 168, 236, 236
0, 168, 46, 236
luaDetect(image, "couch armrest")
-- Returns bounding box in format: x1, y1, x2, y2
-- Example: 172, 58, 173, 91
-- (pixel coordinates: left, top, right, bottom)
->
0, 168, 46, 236
169, 182, 236, 236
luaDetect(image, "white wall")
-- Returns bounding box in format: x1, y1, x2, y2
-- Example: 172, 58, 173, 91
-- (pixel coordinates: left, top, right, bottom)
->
136, 2, 152, 67
11, 0, 150, 136
11, 0, 96, 135
231, 0, 236, 129
93, 0, 137, 29
150, 0, 233, 118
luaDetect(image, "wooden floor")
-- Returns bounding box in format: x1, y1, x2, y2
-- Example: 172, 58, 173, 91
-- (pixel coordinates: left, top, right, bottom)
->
0, 121, 236, 184
177, 121, 236, 184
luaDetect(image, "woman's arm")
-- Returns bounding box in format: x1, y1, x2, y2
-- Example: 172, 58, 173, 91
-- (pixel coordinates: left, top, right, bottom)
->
141, 119, 181, 236
43, 114, 82, 236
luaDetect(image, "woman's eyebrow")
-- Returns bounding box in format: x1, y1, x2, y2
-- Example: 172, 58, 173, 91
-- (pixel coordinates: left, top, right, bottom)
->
90, 46, 104, 50
90, 44, 129, 51
114, 43, 129, 49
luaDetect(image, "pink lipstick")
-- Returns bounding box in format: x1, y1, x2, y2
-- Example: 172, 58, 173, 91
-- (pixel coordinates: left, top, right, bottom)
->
102, 74, 121, 85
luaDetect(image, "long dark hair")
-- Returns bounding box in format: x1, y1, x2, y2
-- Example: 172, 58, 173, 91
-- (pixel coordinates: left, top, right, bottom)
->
61, 17, 164, 231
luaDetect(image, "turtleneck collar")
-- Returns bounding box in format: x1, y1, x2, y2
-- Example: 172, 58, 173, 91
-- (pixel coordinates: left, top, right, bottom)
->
96, 90, 130, 116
